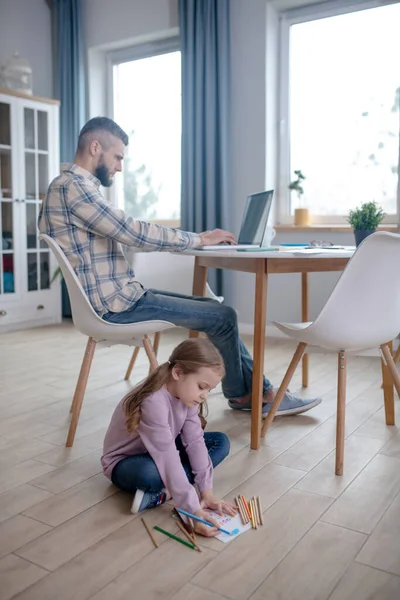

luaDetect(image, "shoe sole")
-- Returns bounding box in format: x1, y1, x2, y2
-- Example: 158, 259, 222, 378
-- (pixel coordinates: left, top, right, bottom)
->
263, 398, 322, 417
229, 398, 322, 416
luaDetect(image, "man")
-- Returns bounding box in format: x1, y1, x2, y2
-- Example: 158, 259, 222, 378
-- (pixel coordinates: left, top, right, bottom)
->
39, 117, 321, 416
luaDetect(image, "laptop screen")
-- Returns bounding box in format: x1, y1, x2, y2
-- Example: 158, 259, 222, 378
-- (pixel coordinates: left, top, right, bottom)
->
238, 190, 274, 245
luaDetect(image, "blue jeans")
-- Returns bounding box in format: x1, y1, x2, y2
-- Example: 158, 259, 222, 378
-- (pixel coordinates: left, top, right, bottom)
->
103, 288, 272, 400
111, 432, 230, 493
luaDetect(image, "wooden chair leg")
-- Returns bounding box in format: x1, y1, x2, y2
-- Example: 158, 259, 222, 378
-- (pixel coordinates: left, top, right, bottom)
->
153, 331, 161, 357
301, 273, 309, 388
261, 342, 307, 438
380, 343, 397, 426
66, 337, 96, 447
335, 350, 347, 476
124, 347, 140, 381
143, 335, 159, 372
148, 332, 161, 374
393, 343, 400, 365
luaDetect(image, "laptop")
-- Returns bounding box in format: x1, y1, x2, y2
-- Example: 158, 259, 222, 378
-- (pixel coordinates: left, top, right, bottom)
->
200, 190, 274, 250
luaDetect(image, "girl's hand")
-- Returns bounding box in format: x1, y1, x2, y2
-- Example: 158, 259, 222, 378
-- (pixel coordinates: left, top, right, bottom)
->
200, 492, 237, 517
192, 508, 220, 537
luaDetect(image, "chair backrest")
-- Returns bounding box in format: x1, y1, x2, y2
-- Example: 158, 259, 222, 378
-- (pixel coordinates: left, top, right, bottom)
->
310, 232, 400, 350
39, 233, 112, 337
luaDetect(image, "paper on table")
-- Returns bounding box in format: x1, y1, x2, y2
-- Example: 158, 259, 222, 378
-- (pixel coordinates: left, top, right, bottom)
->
290, 248, 352, 256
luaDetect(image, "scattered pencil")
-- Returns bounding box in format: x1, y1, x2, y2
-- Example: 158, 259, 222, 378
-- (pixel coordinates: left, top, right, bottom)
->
176, 520, 202, 552
154, 525, 196, 550
172, 507, 199, 546
188, 517, 197, 544
141, 517, 159, 548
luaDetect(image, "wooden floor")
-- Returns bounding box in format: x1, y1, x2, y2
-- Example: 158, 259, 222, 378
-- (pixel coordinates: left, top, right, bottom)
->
1, 323, 400, 600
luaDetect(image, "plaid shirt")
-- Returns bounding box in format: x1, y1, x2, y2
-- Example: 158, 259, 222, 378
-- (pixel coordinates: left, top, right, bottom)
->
38, 163, 201, 315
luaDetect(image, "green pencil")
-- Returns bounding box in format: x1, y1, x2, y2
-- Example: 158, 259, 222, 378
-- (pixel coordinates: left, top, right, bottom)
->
153, 525, 196, 550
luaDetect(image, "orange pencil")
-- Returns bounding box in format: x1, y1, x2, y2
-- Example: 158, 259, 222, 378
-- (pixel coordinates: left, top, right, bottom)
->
241, 495, 251, 520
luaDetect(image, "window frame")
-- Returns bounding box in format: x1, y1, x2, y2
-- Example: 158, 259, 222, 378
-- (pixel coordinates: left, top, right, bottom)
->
277, 0, 400, 225
106, 37, 181, 227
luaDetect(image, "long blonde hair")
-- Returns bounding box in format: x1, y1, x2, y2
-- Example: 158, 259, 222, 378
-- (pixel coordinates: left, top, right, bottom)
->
123, 338, 224, 433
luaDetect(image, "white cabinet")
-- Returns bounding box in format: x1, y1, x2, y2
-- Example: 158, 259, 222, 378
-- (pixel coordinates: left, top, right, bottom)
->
0, 89, 61, 332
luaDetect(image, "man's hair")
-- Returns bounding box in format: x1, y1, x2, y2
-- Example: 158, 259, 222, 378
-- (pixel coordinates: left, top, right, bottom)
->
77, 117, 129, 151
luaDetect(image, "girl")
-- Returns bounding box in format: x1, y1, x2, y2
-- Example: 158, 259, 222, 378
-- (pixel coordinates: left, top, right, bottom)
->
101, 338, 236, 537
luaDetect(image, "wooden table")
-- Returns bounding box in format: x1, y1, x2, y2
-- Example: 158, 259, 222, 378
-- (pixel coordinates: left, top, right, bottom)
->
184, 248, 357, 450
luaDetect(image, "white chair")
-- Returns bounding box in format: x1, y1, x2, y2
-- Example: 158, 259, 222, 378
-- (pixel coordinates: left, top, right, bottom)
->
261, 232, 400, 475
122, 249, 224, 380
40, 234, 174, 447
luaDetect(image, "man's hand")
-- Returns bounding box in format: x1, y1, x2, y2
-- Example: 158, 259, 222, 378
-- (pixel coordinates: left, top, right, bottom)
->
199, 229, 237, 247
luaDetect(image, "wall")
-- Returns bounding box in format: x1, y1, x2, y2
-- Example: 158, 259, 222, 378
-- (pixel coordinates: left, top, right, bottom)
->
83, 0, 178, 121
83, 0, 178, 50
0, 0, 53, 98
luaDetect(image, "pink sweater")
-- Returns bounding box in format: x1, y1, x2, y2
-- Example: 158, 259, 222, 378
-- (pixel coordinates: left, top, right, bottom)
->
101, 387, 213, 513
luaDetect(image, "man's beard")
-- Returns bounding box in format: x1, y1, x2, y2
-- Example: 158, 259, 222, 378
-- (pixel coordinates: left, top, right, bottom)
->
95, 160, 113, 187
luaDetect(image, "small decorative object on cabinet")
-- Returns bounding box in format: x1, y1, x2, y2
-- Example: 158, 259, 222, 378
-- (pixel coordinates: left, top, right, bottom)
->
347, 201, 385, 246
0, 52, 33, 95
289, 169, 310, 226
0, 88, 61, 332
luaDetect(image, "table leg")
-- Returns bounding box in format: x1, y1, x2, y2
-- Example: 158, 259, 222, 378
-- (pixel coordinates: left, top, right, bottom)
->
301, 272, 309, 387
251, 260, 267, 450
189, 257, 208, 339
381, 340, 395, 424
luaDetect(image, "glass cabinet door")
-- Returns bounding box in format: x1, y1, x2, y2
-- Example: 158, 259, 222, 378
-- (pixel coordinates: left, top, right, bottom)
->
23, 106, 51, 292
0, 100, 16, 296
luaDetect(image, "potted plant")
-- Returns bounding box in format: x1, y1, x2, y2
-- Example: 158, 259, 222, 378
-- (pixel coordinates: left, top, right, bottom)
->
347, 201, 386, 246
289, 170, 310, 226
51, 267, 72, 318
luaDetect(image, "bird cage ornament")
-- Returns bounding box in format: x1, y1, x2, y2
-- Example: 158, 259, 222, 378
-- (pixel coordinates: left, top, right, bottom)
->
0, 51, 33, 95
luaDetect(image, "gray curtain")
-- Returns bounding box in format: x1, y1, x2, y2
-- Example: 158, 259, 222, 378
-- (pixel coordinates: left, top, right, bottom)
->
179, 0, 231, 295
48, 0, 86, 163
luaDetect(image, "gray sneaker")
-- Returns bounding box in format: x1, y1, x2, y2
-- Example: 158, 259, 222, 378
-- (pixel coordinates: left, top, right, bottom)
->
228, 390, 321, 416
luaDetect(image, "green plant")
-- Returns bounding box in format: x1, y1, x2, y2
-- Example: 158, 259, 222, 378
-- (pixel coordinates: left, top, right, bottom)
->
288, 169, 306, 200
347, 201, 386, 231
50, 266, 62, 284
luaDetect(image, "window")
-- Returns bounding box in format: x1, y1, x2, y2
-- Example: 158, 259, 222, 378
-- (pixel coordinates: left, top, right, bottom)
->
279, 1, 400, 224
110, 40, 181, 224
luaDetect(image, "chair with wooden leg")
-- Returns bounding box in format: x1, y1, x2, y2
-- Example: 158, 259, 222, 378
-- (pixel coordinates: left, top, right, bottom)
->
261, 231, 400, 475
39, 234, 174, 447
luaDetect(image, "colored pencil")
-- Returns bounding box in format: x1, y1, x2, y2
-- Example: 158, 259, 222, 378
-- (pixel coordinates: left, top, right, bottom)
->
250, 498, 257, 529
235, 496, 245, 524
254, 496, 261, 526
241, 495, 252, 520
236, 496, 248, 524
176, 521, 202, 552
154, 525, 196, 550
254, 498, 260, 527
173, 507, 197, 543
141, 517, 159, 548
177, 508, 236, 536
251, 497, 258, 526
257, 495, 264, 526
